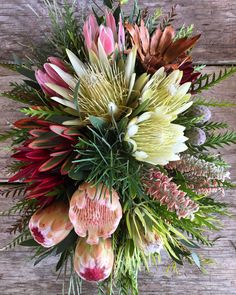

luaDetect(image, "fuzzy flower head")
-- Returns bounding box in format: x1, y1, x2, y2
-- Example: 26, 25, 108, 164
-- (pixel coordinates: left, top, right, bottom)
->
74, 238, 114, 282
139, 68, 192, 118
125, 109, 188, 165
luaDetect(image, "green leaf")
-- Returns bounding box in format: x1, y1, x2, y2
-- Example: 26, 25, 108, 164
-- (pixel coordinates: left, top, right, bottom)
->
15, 65, 36, 81
19, 239, 39, 247
68, 167, 89, 181
34, 248, 56, 266
191, 252, 201, 268
180, 239, 200, 249
89, 116, 109, 130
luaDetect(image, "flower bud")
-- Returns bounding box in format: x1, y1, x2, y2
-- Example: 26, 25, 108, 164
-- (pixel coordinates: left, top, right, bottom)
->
74, 238, 114, 282
29, 201, 73, 248
69, 182, 122, 245
185, 127, 206, 146
188, 105, 212, 124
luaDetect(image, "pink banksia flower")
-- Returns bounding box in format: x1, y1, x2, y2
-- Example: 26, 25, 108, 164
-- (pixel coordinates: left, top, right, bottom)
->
35, 56, 70, 96
83, 12, 125, 58
74, 238, 114, 282
29, 201, 73, 247
144, 169, 199, 219
166, 154, 230, 181
69, 182, 122, 245
188, 178, 225, 196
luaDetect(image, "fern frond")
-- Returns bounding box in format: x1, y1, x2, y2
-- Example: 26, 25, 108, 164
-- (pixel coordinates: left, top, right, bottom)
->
0, 230, 31, 251
160, 5, 177, 30
0, 185, 27, 199
192, 67, 236, 93
193, 97, 236, 108
203, 121, 228, 131
201, 131, 236, 150
21, 106, 66, 120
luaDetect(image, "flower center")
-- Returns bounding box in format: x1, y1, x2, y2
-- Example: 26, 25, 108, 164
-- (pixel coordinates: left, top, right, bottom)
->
81, 267, 105, 281
31, 227, 45, 244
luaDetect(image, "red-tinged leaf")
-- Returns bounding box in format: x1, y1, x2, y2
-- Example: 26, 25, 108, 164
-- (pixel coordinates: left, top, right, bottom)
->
61, 154, 75, 175
29, 129, 49, 138
14, 118, 51, 129
38, 154, 68, 172
63, 128, 80, 136
28, 137, 65, 149
26, 150, 49, 160
9, 164, 39, 182
12, 151, 31, 162
50, 150, 70, 157
50, 125, 75, 140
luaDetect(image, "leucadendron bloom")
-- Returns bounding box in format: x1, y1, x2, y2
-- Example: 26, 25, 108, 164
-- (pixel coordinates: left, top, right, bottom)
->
69, 182, 122, 245
74, 238, 114, 282
125, 108, 188, 165
29, 201, 73, 247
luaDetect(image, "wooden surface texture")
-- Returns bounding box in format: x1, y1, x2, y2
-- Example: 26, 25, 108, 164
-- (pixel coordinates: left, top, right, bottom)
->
0, 1, 236, 294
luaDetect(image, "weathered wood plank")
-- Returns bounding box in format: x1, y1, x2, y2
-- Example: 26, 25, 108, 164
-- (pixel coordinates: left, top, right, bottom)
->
0, 0, 236, 64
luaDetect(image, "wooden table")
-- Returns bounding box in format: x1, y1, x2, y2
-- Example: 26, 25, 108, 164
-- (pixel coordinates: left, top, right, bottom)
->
0, 1, 236, 294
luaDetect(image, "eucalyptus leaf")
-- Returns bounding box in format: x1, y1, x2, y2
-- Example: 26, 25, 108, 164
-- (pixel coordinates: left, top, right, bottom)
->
191, 252, 201, 268
89, 116, 109, 130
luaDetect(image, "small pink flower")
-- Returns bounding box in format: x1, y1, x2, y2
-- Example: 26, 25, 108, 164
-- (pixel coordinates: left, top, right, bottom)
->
69, 182, 122, 245
29, 201, 73, 248
83, 14, 99, 52
74, 238, 114, 282
105, 11, 117, 40
35, 57, 70, 96
99, 25, 115, 56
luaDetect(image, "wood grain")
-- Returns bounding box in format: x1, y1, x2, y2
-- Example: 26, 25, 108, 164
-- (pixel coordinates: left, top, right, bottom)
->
0, 0, 236, 294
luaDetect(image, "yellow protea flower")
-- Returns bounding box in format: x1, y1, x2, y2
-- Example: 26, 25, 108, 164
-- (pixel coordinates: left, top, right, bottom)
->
45, 47, 137, 122
137, 67, 193, 119
125, 108, 188, 165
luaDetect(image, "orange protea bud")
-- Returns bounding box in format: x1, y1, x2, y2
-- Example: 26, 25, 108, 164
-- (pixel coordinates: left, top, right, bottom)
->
29, 201, 73, 247
69, 182, 122, 244
74, 238, 114, 282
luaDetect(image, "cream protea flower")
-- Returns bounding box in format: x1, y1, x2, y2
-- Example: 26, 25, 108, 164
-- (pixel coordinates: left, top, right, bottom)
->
69, 182, 122, 245
45, 47, 137, 122
125, 108, 188, 165
136, 68, 192, 118
29, 201, 73, 248
74, 238, 114, 282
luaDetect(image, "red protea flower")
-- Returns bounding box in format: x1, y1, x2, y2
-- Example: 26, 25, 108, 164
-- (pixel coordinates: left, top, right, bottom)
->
74, 238, 114, 282
69, 182, 122, 245
126, 21, 200, 83
144, 169, 199, 219
9, 118, 80, 206
29, 201, 73, 247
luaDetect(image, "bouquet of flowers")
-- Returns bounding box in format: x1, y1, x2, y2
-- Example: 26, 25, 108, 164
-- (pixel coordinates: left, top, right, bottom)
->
1, 1, 236, 294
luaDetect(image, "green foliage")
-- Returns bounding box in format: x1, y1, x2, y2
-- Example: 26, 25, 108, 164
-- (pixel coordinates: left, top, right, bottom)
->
2, 82, 47, 105
0, 185, 27, 199
200, 131, 236, 150
192, 67, 236, 93
21, 106, 67, 120
202, 121, 228, 131
44, 0, 86, 60
0, 128, 28, 146
174, 24, 194, 40
0, 230, 31, 251
193, 97, 236, 107
160, 5, 177, 30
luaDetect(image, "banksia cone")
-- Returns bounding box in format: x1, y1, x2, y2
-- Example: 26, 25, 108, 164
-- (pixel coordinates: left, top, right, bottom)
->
29, 201, 73, 247
74, 238, 114, 282
188, 177, 225, 196
69, 182, 122, 244
166, 154, 230, 181
144, 169, 199, 219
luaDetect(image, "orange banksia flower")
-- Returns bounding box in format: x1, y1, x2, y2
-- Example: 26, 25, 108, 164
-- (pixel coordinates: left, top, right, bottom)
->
29, 201, 73, 247
69, 182, 122, 244
126, 21, 200, 82
74, 238, 114, 282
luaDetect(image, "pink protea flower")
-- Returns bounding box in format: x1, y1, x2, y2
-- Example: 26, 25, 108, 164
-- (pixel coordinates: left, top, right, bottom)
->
69, 182, 122, 244
29, 201, 73, 247
35, 56, 70, 96
74, 238, 114, 282
144, 169, 199, 219
83, 12, 125, 58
